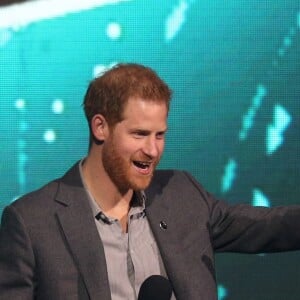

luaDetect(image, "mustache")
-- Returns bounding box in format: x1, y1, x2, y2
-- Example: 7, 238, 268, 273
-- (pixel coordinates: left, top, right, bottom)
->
133, 156, 160, 164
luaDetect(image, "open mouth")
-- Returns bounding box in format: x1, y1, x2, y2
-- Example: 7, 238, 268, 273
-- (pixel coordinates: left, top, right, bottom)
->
133, 161, 151, 169
133, 161, 153, 174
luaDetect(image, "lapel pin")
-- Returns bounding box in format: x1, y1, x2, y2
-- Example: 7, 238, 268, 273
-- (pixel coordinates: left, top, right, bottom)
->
159, 221, 168, 230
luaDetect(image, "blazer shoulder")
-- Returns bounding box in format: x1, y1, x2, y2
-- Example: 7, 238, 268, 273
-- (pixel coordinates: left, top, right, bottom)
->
149, 169, 214, 205
10, 161, 81, 213
9, 179, 60, 213
152, 169, 202, 187
153, 169, 190, 179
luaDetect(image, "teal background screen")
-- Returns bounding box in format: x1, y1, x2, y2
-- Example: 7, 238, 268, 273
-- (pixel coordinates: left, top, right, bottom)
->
1, 1, 300, 299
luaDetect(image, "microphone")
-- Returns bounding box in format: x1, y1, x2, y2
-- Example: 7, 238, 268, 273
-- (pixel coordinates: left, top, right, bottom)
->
138, 275, 172, 300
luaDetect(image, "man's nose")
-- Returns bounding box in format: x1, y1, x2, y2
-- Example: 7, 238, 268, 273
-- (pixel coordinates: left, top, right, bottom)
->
143, 137, 160, 158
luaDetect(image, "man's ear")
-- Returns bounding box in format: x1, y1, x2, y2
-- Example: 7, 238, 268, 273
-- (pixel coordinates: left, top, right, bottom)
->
90, 114, 109, 142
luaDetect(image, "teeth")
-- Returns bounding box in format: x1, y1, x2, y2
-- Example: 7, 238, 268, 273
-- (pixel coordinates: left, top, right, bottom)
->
134, 161, 150, 169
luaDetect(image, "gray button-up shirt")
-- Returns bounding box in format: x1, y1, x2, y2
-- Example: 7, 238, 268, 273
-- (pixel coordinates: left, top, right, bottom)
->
79, 161, 172, 300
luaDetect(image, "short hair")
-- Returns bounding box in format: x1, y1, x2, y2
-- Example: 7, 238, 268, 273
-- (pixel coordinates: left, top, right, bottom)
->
83, 63, 172, 130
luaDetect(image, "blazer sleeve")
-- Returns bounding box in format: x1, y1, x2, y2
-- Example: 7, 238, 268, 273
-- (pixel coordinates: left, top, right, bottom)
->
0, 205, 35, 300
183, 171, 300, 253
210, 199, 300, 253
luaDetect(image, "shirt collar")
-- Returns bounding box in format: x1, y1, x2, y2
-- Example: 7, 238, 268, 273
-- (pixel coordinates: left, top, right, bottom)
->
79, 158, 146, 219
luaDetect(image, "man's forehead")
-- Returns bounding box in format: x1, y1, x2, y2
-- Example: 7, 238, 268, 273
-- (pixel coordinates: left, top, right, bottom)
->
124, 97, 168, 110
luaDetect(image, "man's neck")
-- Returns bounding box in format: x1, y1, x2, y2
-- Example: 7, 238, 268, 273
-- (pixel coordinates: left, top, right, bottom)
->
81, 156, 133, 228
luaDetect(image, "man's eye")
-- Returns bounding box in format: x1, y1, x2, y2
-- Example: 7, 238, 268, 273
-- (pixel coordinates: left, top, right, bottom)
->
156, 132, 165, 139
133, 131, 147, 137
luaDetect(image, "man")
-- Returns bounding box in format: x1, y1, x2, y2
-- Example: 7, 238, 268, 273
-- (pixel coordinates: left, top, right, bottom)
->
0, 63, 300, 300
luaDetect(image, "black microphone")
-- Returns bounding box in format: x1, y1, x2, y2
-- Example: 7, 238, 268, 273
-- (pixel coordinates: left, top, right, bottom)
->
138, 275, 172, 300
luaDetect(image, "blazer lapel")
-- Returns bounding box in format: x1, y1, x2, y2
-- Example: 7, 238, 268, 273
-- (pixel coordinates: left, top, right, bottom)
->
144, 170, 175, 245
145, 171, 193, 300
144, 172, 181, 263
55, 169, 111, 300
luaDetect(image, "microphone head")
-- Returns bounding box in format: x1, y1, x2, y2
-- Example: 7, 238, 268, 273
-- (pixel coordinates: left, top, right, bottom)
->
138, 275, 172, 300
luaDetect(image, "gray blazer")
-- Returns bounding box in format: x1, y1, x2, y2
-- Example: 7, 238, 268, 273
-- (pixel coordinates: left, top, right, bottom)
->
1, 162, 300, 299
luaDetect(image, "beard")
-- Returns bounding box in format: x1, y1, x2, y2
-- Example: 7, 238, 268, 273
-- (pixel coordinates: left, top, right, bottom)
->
102, 137, 158, 193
